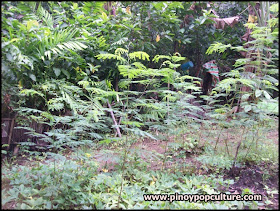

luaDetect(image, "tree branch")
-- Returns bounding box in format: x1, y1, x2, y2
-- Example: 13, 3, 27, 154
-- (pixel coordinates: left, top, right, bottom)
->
107, 100, 122, 138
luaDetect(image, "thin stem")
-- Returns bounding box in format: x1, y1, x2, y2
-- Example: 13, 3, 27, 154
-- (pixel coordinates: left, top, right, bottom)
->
251, 3, 263, 26
238, 5, 250, 16
162, 137, 169, 171
232, 126, 246, 169
224, 130, 230, 156
198, 122, 204, 143
117, 84, 130, 209
243, 127, 257, 160
214, 126, 223, 152
162, 71, 171, 170
117, 134, 129, 208
255, 127, 259, 149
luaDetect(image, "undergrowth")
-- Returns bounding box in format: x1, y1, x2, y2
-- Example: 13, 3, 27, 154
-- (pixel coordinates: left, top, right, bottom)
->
1, 2, 278, 210
2, 118, 278, 209
0, 151, 260, 209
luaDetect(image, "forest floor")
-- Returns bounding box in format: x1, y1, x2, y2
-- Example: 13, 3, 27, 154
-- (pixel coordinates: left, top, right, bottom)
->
92, 128, 279, 209
2, 128, 278, 209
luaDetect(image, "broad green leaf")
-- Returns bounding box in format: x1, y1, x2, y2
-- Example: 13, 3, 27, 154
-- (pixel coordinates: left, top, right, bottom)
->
10, 38, 20, 43
165, 35, 173, 41
263, 91, 271, 99
241, 93, 251, 101
29, 74, 36, 81
179, 28, 185, 33
270, 3, 278, 13
257, 101, 278, 115
101, 12, 108, 21
200, 17, 207, 25
72, 2, 78, 9
61, 69, 70, 79
6, 53, 12, 61
53, 68, 61, 77
153, 2, 164, 10
244, 105, 252, 112
255, 89, 262, 98
168, 2, 184, 9
26, 20, 39, 31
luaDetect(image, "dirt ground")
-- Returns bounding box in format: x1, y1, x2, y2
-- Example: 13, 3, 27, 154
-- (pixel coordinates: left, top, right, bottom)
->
224, 162, 279, 209
128, 129, 279, 209
92, 128, 279, 209
2, 128, 279, 209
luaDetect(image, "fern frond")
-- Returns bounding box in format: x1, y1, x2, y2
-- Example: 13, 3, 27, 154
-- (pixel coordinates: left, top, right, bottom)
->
96, 36, 109, 49
82, 1, 106, 15
132, 62, 147, 70
233, 58, 251, 67
111, 37, 129, 46
125, 127, 157, 140
121, 120, 144, 128
61, 90, 78, 114
162, 60, 181, 69
115, 48, 128, 56
134, 101, 159, 109
118, 65, 141, 79
86, 87, 120, 98
206, 42, 232, 55
176, 75, 202, 82
171, 55, 186, 63
118, 80, 131, 89
96, 53, 126, 64
47, 97, 65, 111
152, 55, 171, 63
20, 89, 45, 98
237, 78, 256, 88
15, 107, 43, 115
128, 51, 150, 61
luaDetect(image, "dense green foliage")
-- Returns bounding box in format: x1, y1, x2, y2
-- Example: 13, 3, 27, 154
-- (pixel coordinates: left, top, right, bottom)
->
0, 154, 258, 209
1, 1, 279, 209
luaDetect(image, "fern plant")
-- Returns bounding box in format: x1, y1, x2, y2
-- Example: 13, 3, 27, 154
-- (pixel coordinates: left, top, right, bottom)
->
206, 2, 278, 115
204, 2, 279, 171
2, 1, 90, 89
14, 78, 116, 153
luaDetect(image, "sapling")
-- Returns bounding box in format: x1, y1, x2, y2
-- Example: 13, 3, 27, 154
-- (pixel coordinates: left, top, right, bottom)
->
232, 126, 247, 169
224, 129, 230, 156
214, 121, 225, 152
243, 126, 258, 161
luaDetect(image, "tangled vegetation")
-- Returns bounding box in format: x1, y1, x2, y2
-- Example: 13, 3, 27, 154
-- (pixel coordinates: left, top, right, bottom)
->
1, 1, 278, 209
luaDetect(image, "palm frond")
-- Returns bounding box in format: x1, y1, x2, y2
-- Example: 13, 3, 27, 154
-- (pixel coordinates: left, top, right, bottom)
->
40, 28, 88, 60
37, 4, 54, 29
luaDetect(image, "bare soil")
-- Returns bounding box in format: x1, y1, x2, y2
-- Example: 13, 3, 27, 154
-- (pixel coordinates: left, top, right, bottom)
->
2, 128, 278, 209
225, 162, 279, 209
